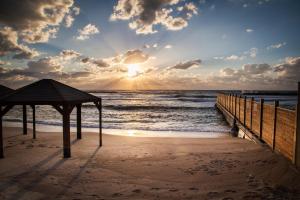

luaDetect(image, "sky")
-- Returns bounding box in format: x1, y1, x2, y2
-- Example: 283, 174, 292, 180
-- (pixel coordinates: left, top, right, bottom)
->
0, 0, 300, 90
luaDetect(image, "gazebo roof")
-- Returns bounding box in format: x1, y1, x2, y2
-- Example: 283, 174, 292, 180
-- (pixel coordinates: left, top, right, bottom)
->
0, 79, 100, 105
0, 85, 14, 98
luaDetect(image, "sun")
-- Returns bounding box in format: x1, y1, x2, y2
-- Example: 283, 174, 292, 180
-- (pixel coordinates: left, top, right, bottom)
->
127, 64, 140, 78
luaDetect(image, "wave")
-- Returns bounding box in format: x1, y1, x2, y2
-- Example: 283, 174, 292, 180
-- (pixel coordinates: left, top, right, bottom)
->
3, 118, 230, 133
102, 105, 214, 111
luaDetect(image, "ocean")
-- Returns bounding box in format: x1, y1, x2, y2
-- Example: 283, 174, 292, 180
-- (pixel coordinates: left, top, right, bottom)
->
3, 91, 297, 138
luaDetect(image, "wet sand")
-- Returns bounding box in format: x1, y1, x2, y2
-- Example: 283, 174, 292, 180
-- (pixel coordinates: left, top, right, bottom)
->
0, 127, 300, 200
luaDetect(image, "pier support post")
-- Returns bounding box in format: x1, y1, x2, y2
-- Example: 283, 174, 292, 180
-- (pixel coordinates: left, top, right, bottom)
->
238, 96, 241, 121
294, 82, 300, 168
244, 96, 247, 126
259, 99, 264, 139
23, 105, 27, 135
234, 94, 237, 118
230, 118, 239, 137
250, 97, 254, 130
76, 104, 82, 139
272, 100, 279, 151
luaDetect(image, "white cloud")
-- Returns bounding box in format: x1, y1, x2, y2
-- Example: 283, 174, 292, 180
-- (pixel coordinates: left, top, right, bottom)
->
165, 44, 173, 49
267, 42, 286, 50
246, 28, 253, 33
225, 55, 244, 61
76, 24, 100, 40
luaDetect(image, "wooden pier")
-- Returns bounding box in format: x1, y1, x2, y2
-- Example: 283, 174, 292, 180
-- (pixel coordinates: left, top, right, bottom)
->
216, 82, 300, 169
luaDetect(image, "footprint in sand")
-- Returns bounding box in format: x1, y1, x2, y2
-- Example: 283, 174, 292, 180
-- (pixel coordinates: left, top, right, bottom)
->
132, 189, 141, 193
112, 193, 122, 197
26, 144, 34, 148
224, 189, 236, 194
207, 191, 219, 198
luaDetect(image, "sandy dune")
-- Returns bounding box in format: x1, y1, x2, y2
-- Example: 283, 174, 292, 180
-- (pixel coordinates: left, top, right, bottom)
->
0, 127, 300, 200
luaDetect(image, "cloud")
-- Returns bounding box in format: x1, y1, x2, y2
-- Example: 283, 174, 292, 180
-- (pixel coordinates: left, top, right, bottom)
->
0, 27, 39, 59
110, 0, 198, 34
76, 24, 100, 40
81, 57, 110, 68
60, 50, 81, 60
64, 6, 80, 28
215, 47, 257, 62
225, 55, 244, 61
122, 49, 150, 64
207, 57, 300, 90
27, 57, 63, 73
169, 59, 201, 70
0, 0, 77, 43
246, 28, 253, 33
247, 47, 258, 58
165, 44, 172, 49
274, 57, 300, 82
267, 42, 286, 50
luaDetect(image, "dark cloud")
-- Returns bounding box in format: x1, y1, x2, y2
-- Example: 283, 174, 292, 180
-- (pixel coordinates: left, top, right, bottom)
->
274, 57, 300, 81
0, 0, 76, 43
169, 59, 201, 70
0, 27, 39, 59
123, 49, 149, 64
111, 0, 198, 34
60, 50, 81, 60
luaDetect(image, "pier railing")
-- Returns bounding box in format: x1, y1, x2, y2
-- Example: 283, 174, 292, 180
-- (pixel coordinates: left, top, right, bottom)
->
216, 83, 300, 169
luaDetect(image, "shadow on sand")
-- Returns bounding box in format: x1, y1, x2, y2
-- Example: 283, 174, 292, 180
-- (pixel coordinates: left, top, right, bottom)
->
0, 139, 101, 200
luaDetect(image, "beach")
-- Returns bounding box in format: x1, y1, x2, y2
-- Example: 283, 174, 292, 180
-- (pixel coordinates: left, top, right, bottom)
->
1, 127, 300, 200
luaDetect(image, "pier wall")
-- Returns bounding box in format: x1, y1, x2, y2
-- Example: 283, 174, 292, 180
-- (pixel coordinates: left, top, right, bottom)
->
216, 84, 300, 169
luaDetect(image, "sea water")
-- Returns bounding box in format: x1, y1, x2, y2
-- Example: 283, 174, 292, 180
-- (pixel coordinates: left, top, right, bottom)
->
2, 91, 297, 138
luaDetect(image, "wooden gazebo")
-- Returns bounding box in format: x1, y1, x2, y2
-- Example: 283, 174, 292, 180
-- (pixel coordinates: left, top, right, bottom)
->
0, 85, 37, 137
0, 79, 102, 158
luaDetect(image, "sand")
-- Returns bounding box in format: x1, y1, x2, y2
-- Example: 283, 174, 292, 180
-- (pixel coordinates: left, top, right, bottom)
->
0, 127, 300, 200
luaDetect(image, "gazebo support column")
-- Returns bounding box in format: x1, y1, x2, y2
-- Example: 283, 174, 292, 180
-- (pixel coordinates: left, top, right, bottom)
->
0, 105, 14, 158
23, 105, 27, 135
31, 105, 36, 139
95, 99, 102, 147
0, 106, 3, 158
62, 104, 74, 158
76, 104, 82, 139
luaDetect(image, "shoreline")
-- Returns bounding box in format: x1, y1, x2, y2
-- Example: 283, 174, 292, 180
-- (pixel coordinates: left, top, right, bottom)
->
3, 121, 229, 138
1, 127, 300, 199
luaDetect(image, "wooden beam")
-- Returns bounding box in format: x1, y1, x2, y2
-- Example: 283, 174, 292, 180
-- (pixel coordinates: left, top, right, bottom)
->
52, 105, 63, 115
23, 105, 27, 135
0, 105, 3, 158
259, 98, 264, 139
76, 104, 82, 139
272, 100, 279, 151
0, 105, 14, 116
294, 82, 300, 168
31, 105, 36, 139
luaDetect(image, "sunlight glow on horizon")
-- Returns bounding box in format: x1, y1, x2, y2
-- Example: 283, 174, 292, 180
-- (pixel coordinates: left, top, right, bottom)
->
127, 64, 140, 78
